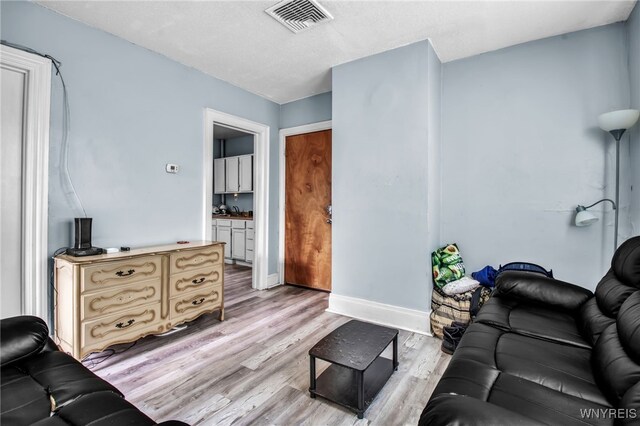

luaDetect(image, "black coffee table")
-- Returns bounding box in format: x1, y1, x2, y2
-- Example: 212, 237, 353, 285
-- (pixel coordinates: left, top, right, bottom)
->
308, 320, 399, 419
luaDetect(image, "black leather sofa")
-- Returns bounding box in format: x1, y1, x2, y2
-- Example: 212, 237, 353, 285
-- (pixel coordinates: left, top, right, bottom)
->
420, 236, 640, 426
1, 315, 187, 426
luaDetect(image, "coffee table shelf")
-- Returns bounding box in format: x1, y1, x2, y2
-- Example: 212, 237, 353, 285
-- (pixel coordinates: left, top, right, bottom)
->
309, 320, 399, 419
312, 356, 394, 415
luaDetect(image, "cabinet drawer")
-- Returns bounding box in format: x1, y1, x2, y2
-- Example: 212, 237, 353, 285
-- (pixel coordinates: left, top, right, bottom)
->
232, 220, 246, 229
81, 256, 161, 293
246, 238, 254, 251
170, 264, 223, 297
246, 229, 254, 240
245, 249, 254, 263
81, 278, 161, 320
170, 285, 222, 323
171, 246, 223, 273
246, 221, 254, 229
217, 219, 232, 227
81, 302, 162, 352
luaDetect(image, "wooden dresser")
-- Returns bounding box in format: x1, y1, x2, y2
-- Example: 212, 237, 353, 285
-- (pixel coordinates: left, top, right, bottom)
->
54, 241, 224, 360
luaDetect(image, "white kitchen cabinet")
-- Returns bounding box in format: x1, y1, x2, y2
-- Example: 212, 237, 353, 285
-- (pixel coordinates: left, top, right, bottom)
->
239, 155, 253, 192
225, 157, 239, 193
245, 228, 254, 264
214, 158, 226, 194
211, 220, 217, 242
217, 225, 232, 259
232, 229, 246, 259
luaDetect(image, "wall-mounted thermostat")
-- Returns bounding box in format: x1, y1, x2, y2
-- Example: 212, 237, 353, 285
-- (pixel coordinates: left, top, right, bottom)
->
166, 163, 179, 174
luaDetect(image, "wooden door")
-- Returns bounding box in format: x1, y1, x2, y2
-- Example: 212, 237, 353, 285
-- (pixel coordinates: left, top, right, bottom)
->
285, 130, 332, 291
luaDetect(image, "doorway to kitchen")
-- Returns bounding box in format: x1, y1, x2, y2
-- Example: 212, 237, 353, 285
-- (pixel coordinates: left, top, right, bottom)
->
278, 121, 332, 291
203, 109, 269, 291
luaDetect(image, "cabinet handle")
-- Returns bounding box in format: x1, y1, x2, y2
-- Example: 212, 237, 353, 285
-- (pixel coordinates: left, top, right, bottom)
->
192, 277, 206, 284
115, 319, 135, 329
191, 298, 205, 306
115, 269, 135, 277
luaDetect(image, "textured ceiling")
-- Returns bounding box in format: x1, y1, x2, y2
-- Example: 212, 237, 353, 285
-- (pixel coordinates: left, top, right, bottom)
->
38, 0, 637, 104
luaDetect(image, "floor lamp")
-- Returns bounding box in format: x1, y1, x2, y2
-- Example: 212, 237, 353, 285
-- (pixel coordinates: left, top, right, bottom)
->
580, 109, 640, 250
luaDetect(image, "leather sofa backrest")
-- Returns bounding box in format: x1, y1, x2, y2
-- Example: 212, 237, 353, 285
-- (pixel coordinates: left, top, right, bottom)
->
0, 316, 50, 367
592, 291, 640, 406
596, 237, 640, 318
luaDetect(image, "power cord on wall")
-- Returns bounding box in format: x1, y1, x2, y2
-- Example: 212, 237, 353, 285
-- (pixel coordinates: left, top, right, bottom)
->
1, 40, 87, 218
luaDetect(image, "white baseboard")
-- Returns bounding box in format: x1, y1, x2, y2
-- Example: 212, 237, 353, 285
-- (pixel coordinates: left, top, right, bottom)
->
267, 273, 280, 288
327, 293, 432, 336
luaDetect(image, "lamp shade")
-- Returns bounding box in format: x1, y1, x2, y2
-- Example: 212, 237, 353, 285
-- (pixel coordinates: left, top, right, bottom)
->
598, 109, 640, 132
575, 209, 599, 227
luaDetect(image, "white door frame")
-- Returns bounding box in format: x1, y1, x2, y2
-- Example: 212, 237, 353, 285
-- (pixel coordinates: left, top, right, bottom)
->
278, 120, 332, 285
0, 45, 51, 321
203, 109, 269, 290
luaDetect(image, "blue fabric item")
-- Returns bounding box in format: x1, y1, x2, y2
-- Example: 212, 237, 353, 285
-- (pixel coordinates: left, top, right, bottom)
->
472, 266, 498, 288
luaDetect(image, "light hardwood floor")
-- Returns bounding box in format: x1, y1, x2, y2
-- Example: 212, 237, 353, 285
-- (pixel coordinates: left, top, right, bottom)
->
86, 265, 449, 425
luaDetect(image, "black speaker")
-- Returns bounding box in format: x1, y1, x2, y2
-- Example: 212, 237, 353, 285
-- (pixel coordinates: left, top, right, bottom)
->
66, 218, 104, 256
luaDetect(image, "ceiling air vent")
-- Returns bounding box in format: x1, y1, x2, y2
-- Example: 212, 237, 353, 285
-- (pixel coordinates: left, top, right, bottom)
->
266, 0, 333, 33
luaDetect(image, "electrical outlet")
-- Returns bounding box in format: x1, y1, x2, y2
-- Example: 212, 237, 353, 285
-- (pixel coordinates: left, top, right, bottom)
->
166, 163, 179, 174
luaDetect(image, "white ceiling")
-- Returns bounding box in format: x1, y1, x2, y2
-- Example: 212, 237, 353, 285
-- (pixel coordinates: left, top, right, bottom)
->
213, 124, 251, 140
38, 0, 636, 104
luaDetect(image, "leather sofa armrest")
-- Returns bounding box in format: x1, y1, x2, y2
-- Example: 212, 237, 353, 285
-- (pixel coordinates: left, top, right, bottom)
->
419, 394, 547, 426
1, 315, 51, 367
494, 271, 593, 312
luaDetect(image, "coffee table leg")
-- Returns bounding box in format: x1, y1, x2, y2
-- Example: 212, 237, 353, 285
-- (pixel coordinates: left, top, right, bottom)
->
357, 370, 364, 419
309, 355, 316, 398
393, 334, 399, 371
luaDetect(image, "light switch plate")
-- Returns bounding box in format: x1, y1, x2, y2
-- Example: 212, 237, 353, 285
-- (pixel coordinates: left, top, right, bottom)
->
166, 163, 179, 173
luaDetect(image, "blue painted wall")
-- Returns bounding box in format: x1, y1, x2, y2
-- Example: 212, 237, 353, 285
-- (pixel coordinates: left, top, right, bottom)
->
628, 3, 640, 235
441, 24, 631, 290
280, 92, 332, 129
332, 41, 440, 312
0, 1, 280, 274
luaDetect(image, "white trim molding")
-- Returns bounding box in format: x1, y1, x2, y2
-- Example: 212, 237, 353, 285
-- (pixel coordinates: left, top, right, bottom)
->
0, 45, 51, 323
203, 109, 269, 290
278, 120, 332, 285
327, 293, 432, 335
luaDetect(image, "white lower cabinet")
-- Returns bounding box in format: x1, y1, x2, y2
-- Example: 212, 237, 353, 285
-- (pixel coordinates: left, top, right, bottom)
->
217, 225, 232, 259
214, 219, 253, 264
232, 229, 246, 259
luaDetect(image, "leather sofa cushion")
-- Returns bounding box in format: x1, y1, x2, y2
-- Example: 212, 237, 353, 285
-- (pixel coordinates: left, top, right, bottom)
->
494, 271, 593, 312
619, 382, 640, 426
30, 391, 155, 426
617, 292, 640, 364
0, 315, 49, 367
580, 298, 616, 346
1, 365, 51, 425
611, 236, 640, 287
15, 350, 122, 409
475, 296, 591, 348
595, 270, 638, 318
452, 323, 608, 406
592, 323, 640, 405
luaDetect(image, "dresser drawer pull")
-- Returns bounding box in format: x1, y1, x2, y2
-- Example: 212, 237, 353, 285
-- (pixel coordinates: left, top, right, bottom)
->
115, 319, 135, 329
192, 277, 206, 284
191, 298, 205, 306
115, 269, 135, 277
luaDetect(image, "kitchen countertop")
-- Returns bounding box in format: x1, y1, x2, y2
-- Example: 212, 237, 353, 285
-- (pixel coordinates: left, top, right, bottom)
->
212, 215, 253, 221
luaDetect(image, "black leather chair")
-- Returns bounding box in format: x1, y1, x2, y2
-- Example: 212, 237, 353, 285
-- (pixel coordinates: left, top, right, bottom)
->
420, 236, 640, 426
1, 315, 187, 426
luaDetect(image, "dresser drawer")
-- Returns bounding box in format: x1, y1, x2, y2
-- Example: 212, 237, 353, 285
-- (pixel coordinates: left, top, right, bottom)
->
81, 302, 162, 353
170, 264, 223, 297
81, 278, 161, 320
81, 256, 161, 293
170, 246, 223, 273
170, 284, 222, 324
